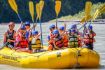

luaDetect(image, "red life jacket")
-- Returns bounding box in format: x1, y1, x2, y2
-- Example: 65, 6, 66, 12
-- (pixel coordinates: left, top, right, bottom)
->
54, 37, 64, 48
84, 32, 96, 44
18, 39, 28, 48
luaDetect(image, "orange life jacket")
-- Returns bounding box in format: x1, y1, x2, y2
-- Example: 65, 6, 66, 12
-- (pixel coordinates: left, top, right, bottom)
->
62, 36, 68, 47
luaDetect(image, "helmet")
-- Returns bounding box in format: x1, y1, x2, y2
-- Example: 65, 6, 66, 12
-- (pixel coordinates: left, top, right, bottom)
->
20, 25, 26, 30
88, 25, 93, 30
8, 22, 15, 26
71, 24, 77, 29
32, 30, 38, 35
53, 30, 59, 34
25, 21, 30, 26
71, 29, 76, 33
49, 24, 55, 29
59, 26, 65, 31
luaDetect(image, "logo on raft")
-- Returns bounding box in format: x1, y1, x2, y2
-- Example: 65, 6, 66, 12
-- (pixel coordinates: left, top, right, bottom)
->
0, 54, 20, 62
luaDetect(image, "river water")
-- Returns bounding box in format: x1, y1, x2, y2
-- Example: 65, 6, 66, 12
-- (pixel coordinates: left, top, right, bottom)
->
0, 22, 105, 70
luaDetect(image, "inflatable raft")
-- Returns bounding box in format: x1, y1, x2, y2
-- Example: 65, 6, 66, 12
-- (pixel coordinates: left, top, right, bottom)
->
0, 47, 100, 69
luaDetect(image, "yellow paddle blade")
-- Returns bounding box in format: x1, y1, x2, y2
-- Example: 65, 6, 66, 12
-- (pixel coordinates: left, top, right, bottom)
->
85, 1, 92, 17
36, 0, 44, 20
29, 1, 34, 22
92, 10, 100, 21
8, 0, 18, 14
39, 0, 44, 20
99, 4, 105, 13
36, 3, 40, 20
80, 15, 91, 23
55, 0, 61, 17
92, 4, 105, 21
80, 0, 92, 24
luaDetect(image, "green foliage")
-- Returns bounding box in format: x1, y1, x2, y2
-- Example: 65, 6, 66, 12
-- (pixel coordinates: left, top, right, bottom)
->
0, 0, 105, 23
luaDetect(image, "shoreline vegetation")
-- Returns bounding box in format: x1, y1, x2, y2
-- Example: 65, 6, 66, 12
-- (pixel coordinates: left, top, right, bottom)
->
50, 2, 105, 23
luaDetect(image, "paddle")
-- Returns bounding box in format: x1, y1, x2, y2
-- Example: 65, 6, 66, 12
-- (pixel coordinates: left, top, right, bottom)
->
36, 0, 44, 47
29, 0, 35, 29
80, 0, 92, 24
8, 0, 22, 22
55, 0, 61, 28
92, 4, 105, 21
79, 0, 92, 30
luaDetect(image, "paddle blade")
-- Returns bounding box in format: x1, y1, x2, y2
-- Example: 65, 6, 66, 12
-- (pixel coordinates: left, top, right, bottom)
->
80, 15, 91, 23
29, 1, 34, 22
8, 0, 18, 13
85, 0, 92, 17
92, 4, 105, 21
99, 4, 105, 13
36, 0, 44, 20
92, 10, 100, 21
55, 0, 61, 17
39, 0, 44, 19
36, 3, 40, 20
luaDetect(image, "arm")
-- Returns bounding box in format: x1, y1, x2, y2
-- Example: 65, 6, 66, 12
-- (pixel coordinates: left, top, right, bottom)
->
3, 32, 7, 44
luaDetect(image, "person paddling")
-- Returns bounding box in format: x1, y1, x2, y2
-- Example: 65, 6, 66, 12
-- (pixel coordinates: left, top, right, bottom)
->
29, 30, 42, 53
68, 29, 82, 48
15, 25, 29, 51
25, 21, 32, 40
48, 30, 64, 50
3, 22, 16, 48
59, 26, 68, 47
83, 25, 96, 50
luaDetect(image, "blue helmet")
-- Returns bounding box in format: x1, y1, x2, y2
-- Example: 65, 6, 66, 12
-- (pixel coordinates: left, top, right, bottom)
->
53, 30, 59, 34
49, 24, 55, 29
20, 25, 26, 30
71, 29, 76, 33
88, 25, 93, 30
32, 30, 38, 35
59, 26, 65, 31
71, 24, 77, 29
25, 21, 30, 26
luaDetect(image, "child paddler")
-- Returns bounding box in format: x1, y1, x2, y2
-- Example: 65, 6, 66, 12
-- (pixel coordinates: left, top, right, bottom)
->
83, 25, 96, 50
59, 26, 68, 47
3, 22, 16, 48
68, 29, 82, 48
15, 25, 30, 52
29, 30, 42, 53
48, 30, 64, 50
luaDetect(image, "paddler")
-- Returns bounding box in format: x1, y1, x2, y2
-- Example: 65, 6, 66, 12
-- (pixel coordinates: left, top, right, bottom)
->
29, 30, 42, 53
15, 25, 29, 51
48, 30, 64, 50
68, 29, 82, 48
83, 25, 96, 50
3, 22, 16, 48
24, 21, 32, 40
59, 26, 68, 47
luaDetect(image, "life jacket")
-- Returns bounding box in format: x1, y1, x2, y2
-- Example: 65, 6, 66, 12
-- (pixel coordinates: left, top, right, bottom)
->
6, 30, 15, 41
18, 39, 28, 48
60, 31, 68, 47
31, 37, 41, 49
69, 34, 78, 48
5, 30, 15, 47
83, 32, 96, 44
54, 36, 64, 48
